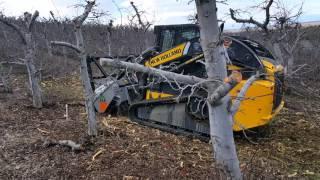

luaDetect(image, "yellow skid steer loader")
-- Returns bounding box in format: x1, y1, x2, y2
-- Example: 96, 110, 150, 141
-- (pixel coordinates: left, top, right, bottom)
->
87, 24, 284, 139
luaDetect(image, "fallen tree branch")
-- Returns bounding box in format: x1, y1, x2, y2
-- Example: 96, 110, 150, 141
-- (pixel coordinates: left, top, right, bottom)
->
92, 148, 105, 161
229, 74, 258, 116
36, 127, 50, 134
207, 71, 242, 104
43, 139, 83, 151
100, 58, 206, 85
58, 140, 82, 151
0, 61, 26, 66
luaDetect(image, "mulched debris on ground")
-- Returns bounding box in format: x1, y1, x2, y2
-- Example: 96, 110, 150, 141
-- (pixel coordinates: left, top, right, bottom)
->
0, 75, 319, 179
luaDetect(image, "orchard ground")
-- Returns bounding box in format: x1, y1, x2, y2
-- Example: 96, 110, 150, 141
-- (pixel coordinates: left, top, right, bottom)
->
0, 75, 319, 179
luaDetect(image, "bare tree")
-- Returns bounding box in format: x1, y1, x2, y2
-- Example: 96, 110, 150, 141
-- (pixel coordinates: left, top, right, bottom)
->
273, 1, 304, 74
230, 0, 304, 74
129, 1, 152, 32
128, 1, 153, 52
230, 0, 273, 33
51, 0, 97, 136
0, 11, 43, 108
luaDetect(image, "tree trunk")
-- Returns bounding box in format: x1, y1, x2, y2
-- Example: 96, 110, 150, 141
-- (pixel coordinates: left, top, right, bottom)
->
195, 0, 241, 179
25, 33, 43, 108
75, 26, 97, 136
286, 53, 294, 75
272, 42, 285, 65
46, 39, 53, 57
107, 32, 112, 57
62, 46, 68, 60
80, 53, 97, 136
0, 66, 12, 93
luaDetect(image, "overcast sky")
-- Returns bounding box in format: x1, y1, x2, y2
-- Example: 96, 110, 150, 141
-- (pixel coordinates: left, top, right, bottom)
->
0, 0, 319, 29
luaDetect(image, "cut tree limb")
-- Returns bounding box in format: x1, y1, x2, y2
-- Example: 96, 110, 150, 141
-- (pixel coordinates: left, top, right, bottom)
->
43, 139, 83, 151
92, 148, 106, 161
58, 140, 82, 151
0, 61, 26, 66
100, 58, 206, 85
207, 70, 243, 104
229, 74, 258, 116
101, 58, 245, 107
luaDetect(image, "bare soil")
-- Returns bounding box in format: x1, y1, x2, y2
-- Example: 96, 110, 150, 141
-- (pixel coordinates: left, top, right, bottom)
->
0, 75, 319, 179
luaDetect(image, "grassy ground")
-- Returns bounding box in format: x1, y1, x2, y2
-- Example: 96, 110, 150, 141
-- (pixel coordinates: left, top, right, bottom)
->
0, 75, 319, 179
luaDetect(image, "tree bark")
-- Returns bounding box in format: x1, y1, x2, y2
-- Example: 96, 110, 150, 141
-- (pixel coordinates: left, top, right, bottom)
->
25, 33, 43, 108
286, 55, 294, 75
79, 54, 97, 135
195, 0, 241, 179
272, 42, 285, 65
46, 39, 53, 57
107, 32, 112, 57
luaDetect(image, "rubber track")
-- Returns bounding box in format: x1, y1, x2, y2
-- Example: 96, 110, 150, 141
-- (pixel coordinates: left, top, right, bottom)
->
128, 97, 210, 141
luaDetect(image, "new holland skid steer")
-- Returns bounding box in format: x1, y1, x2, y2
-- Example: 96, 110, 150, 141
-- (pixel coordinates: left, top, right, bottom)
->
87, 24, 284, 138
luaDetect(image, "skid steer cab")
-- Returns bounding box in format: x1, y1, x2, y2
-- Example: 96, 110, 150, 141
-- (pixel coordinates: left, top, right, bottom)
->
87, 24, 284, 139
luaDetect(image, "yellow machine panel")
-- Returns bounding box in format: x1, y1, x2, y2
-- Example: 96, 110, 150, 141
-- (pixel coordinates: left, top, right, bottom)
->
145, 43, 186, 67
230, 80, 275, 131
145, 60, 284, 131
